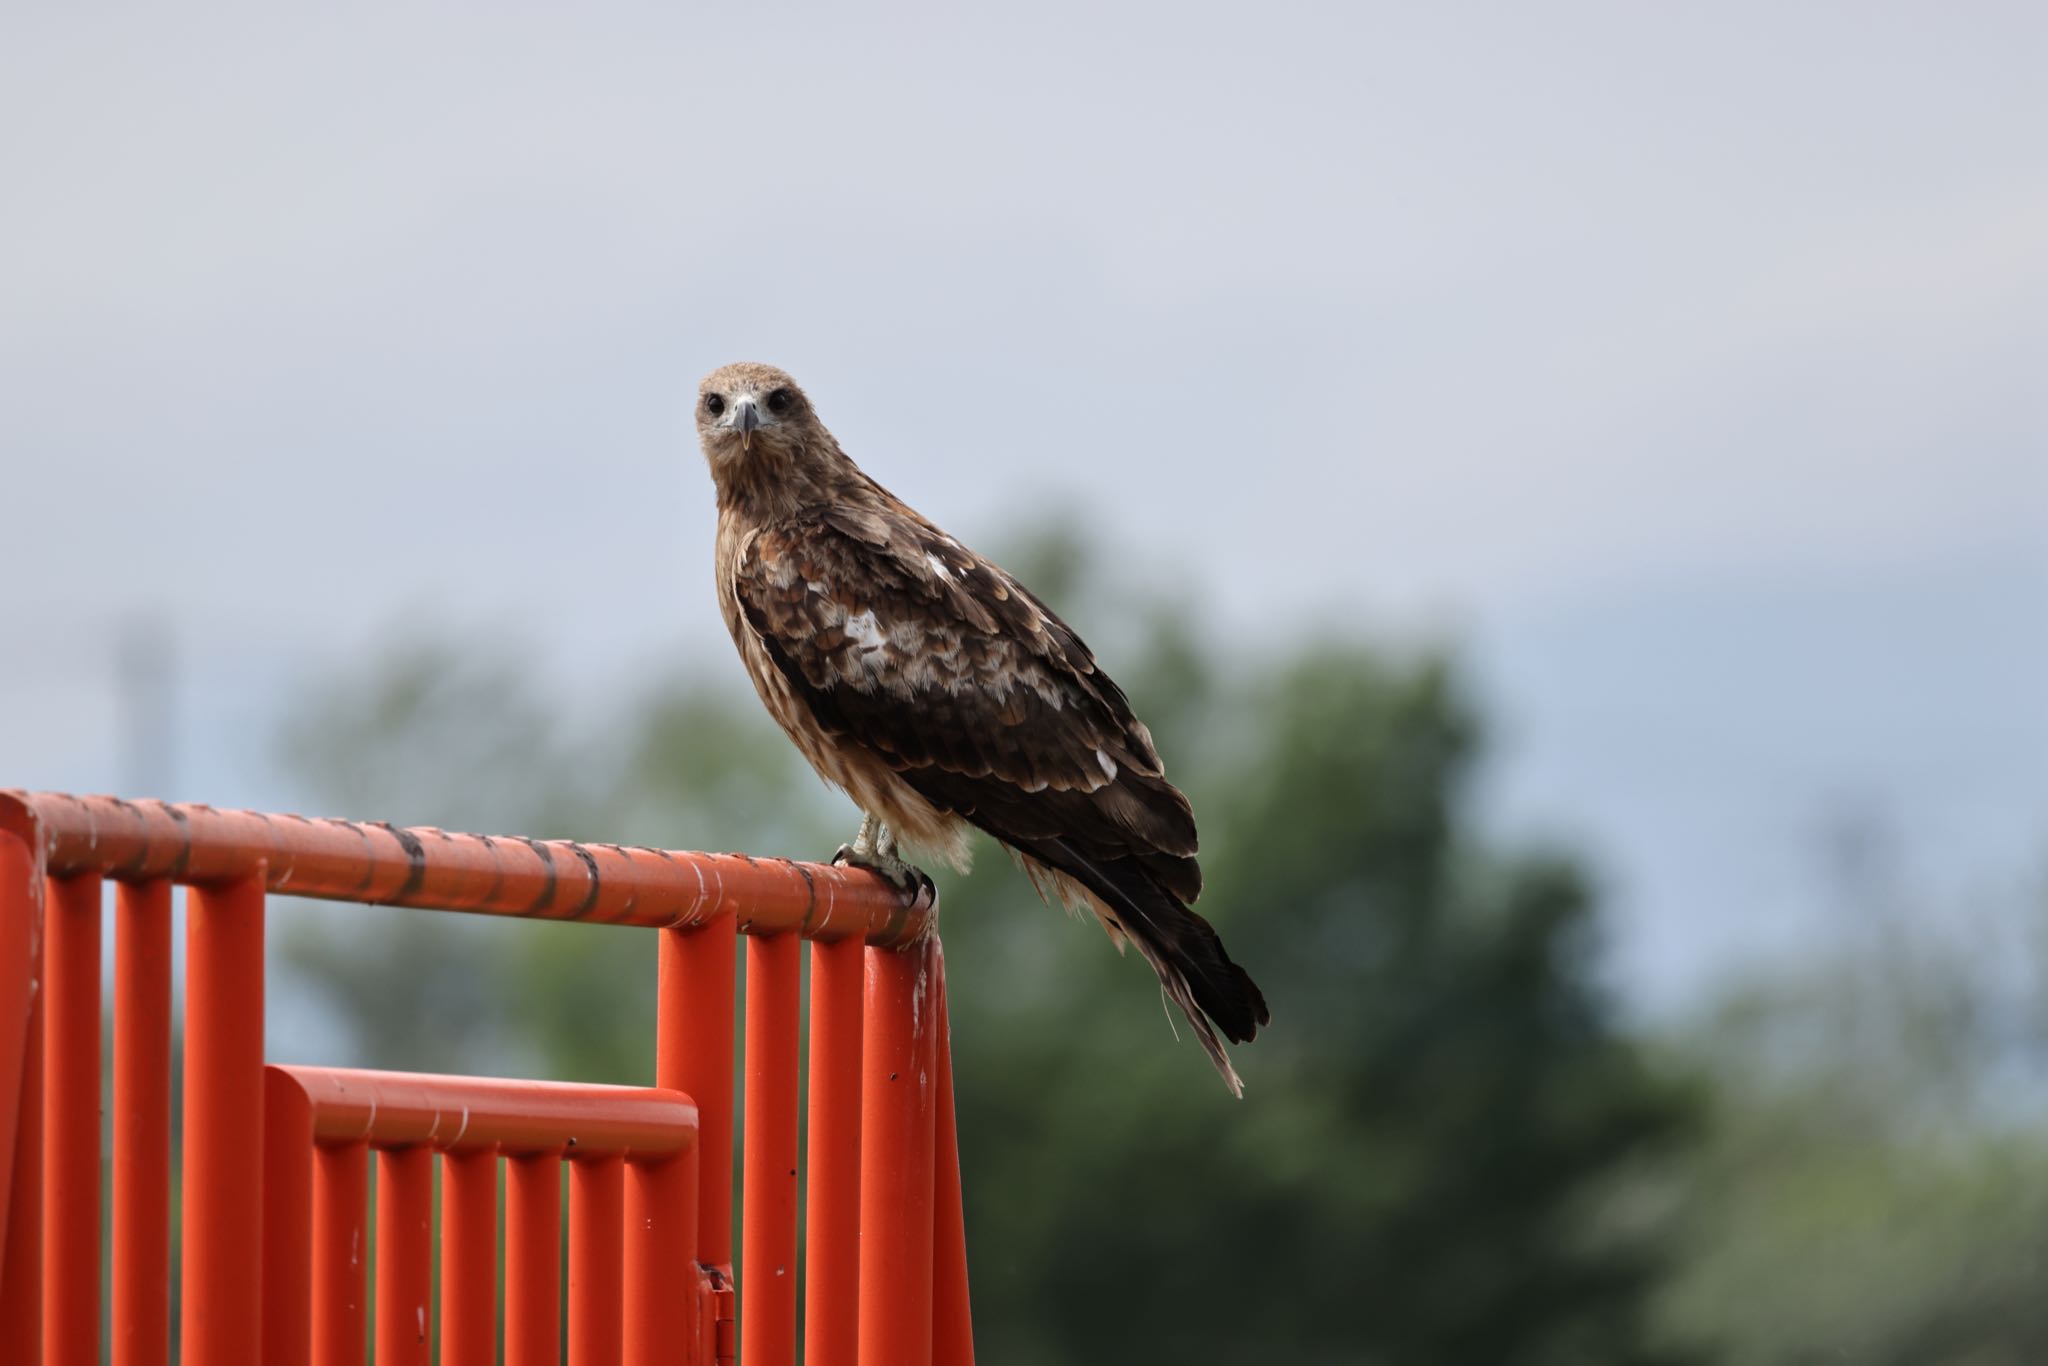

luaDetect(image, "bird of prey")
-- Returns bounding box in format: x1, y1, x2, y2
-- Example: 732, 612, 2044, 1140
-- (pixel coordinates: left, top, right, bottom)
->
695, 362, 1268, 1094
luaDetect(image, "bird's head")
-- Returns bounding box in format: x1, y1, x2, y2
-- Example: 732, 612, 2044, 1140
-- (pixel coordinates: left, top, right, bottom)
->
695, 362, 823, 474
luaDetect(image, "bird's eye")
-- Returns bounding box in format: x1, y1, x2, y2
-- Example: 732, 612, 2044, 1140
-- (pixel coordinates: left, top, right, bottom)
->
765, 388, 793, 416
704, 393, 726, 417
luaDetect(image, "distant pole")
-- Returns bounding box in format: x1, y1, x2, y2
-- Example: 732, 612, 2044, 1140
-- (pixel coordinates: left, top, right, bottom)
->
1815, 799, 1902, 928
116, 616, 177, 800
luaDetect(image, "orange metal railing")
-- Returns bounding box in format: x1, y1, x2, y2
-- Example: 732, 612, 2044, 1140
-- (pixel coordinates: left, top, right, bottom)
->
0, 790, 975, 1365
261, 1067, 701, 1365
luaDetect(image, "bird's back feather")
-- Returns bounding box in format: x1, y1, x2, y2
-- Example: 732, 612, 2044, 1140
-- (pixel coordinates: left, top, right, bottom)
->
721, 473, 1268, 1092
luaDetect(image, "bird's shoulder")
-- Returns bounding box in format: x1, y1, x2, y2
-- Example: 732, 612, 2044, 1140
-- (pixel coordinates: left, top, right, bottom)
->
732, 497, 1171, 781
739, 498, 1074, 664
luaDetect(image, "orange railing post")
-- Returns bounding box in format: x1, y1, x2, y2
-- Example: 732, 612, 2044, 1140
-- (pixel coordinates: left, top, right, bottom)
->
662, 916, 737, 1270
1, 963, 40, 1362
111, 880, 172, 1366
375, 1145, 434, 1365
261, 1068, 314, 1366
182, 870, 266, 1364
858, 936, 941, 1366
931, 952, 975, 1365
803, 932, 866, 1365
42, 871, 101, 1366
0, 828, 37, 1261
660, 913, 738, 1361
0, 821, 41, 1363
504, 1153, 561, 1366
569, 1152, 625, 1364
742, 930, 801, 1366
310, 1141, 368, 1366
624, 1147, 696, 1364
439, 1148, 498, 1366
0, 792, 973, 1364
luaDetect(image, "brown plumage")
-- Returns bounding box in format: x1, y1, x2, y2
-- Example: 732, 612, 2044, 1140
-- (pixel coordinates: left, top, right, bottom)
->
695, 361, 1268, 1094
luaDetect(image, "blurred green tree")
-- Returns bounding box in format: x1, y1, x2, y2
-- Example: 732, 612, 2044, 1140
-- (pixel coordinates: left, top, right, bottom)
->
272, 531, 1698, 1364
1656, 876, 2048, 1366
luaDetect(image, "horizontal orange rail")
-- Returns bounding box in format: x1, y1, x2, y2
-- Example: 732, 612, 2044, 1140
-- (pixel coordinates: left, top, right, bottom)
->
12, 791, 932, 946
270, 1066, 699, 1155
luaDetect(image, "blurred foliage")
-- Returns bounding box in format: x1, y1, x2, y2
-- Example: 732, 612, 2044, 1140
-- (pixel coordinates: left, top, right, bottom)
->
286, 528, 2048, 1363
1655, 885, 2048, 1366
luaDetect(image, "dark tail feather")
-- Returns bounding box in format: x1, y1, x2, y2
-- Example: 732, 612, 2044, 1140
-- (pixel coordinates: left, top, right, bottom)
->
1031, 837, 1270, 1095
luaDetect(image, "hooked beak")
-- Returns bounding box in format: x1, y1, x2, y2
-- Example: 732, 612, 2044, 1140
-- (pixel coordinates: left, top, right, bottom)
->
733, 397, 761, 451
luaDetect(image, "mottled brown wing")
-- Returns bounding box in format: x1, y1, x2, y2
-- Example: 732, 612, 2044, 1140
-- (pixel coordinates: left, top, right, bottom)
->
732, 505, 1202, 899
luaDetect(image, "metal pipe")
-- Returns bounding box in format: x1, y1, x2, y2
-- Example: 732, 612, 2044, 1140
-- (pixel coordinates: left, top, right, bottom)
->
857, 938, 939, 1366
16, 792, 930, 947
0, 835, 40, 1360
803, 934, 864, 1366
375, 1144, 434, 1366
310, 1141, 368, 1366
42, 873, 100, 1366
277, 1066, 697, 1156
0, 825, 38, 1307
930, 952, 975, 1365
261, 1068, 313, 1366
111, 879, 171, 1366
569, 1154, 624, 1366
742, 932, 801, 1366
181, 870, 265, 1364
624, 1153, 695, 1366
661, 918, 737, 1275
439, 1149, 498, 1366
504, 1153, 561, 1366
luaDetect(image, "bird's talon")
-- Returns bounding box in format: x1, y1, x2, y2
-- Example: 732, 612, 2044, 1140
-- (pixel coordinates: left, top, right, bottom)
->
831, 846, 932, 900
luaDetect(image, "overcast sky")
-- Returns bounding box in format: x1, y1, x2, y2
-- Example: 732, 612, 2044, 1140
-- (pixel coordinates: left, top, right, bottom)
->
4, 2, 2043, 1005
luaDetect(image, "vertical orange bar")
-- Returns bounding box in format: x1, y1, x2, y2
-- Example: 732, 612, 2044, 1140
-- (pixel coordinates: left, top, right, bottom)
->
440, 1149, 499, 1366
0, 828, 40, 1316
261, 1071, 313, 1366
623, 1152, 694, 1366
929, 956, 974, 1366
802, 934, 865, 1366
375, 1145, 434, 1366
311, 1141, 369, 1366
856, 938, 938, 1366
112, 880, 171, 1366
741, 932, 800, 1366
42, 872, 100, 1366
658, 917, 735, 1270
0, 863, 42, 1363
504, 1153, 561, 1366
568, 1154, 623, 1366
182, 872, 266, 1365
